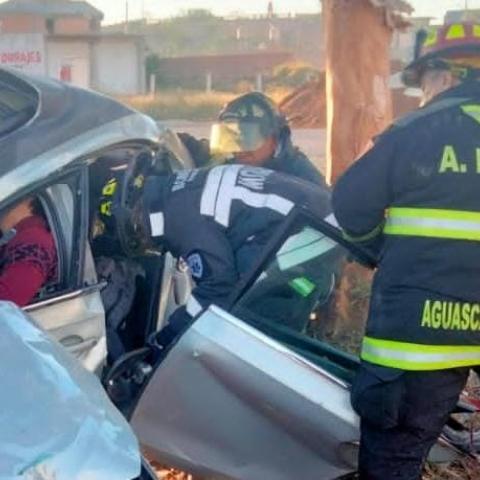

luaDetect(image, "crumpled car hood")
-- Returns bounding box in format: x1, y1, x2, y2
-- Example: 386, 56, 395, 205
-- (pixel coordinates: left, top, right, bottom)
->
0, 302, 140, 480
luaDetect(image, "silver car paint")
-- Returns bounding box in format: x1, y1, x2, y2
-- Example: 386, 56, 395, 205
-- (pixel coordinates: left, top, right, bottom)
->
0, 302, 140, 480
132, 305, 359, 480
0, 112, 160, 206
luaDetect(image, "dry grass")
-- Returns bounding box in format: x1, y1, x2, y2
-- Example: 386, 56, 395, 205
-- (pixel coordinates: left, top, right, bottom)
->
117, 88, 293, 121
118, 90, 235, 121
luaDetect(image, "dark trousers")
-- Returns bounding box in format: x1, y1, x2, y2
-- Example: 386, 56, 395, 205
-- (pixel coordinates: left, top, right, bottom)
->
351, 362, 469, 480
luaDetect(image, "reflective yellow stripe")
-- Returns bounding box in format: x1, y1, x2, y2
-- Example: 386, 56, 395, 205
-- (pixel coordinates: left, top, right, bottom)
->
102, 178, 118, 196
446, 23, 466, 40
462, 104, 480, 124
361, 336, 480, 370
474, 25, 480, 38
384, 207, 480, 241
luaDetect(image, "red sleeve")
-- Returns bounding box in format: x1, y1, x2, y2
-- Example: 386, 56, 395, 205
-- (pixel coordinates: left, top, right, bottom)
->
0, 261, 46, 307
0, 222, 57, 307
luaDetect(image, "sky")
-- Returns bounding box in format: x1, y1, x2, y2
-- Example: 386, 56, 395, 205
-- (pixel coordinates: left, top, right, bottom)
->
84, 0, 480, 25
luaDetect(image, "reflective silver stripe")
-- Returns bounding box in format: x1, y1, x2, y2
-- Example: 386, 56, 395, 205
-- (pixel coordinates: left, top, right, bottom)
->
214, 186, 293, 227
361, 336, 480, 370
384, 207, 480, 241
215, 165, 242, 226
149, 212, 165, 237
200, 165, 228, 217
324, 213, 339, 228
233, 187, 293, 216
387, 216, 480, 232
186, 295, 203, 317
363, 343, 480, 363
200, 165, 293, 227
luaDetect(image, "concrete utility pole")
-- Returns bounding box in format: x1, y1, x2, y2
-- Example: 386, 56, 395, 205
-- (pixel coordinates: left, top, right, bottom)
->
323, 0, 411, 184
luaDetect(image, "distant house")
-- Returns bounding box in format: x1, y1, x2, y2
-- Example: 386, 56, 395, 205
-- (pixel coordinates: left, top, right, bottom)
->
390, 17, 433, 64
445, 9, 480, 24
0, 0, 146, 94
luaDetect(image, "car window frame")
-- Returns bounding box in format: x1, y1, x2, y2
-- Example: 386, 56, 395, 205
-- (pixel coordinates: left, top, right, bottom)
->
224, 206, 376, 383
13, 167, 89, 306
227, 205, 376, 310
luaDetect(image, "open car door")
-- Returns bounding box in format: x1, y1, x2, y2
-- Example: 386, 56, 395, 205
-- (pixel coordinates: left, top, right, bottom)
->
129, 210, 376, 480
23, 170, 107, 372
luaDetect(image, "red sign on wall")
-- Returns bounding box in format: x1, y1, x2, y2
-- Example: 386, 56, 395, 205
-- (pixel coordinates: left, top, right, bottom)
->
0, 50, 42, 68
0, 34, 46, 75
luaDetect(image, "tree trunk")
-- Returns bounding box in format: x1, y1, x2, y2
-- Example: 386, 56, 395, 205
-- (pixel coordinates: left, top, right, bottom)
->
324, 0, 394, 184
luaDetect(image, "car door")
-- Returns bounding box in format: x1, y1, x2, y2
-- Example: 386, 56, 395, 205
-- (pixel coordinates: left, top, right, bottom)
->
24, 168, 107, 373
130, 210, 375, 480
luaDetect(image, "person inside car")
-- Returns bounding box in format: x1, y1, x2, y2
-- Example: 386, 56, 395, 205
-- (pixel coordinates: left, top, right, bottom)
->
180, 92, 327, 187
0, 197, 57, 306
100, 162, 331, 346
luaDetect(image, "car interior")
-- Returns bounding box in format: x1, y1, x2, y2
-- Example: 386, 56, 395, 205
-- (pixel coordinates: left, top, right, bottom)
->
5, 144, 369, 386
0, 137, 371, 392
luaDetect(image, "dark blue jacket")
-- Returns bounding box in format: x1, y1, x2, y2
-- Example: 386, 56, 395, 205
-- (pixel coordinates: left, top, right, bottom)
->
261, 138, 327, 188
333, 81, 480, 370
144, 165, 331, 327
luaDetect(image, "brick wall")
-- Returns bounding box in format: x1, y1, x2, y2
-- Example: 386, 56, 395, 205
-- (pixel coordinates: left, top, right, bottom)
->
0, 14, 94, 35
54, 17, 91, 35
0, 14, 46, 33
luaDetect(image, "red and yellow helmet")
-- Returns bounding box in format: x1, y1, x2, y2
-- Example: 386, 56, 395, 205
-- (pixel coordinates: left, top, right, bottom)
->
402, 23, 480, 87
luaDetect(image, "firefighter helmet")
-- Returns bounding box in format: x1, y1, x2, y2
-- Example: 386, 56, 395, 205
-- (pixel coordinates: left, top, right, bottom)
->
402, 23, 480, 87
97, 152, 155, 257
209, 92, 289, 158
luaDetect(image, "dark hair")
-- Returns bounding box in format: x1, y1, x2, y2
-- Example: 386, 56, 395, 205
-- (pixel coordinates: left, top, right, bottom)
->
30, 197, 44, 217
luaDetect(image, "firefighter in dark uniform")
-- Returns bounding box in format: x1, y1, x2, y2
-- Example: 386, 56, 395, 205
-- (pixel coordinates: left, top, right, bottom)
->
332, 23, 480, 480
180, 92, 327, 187
103, 163, 331, 344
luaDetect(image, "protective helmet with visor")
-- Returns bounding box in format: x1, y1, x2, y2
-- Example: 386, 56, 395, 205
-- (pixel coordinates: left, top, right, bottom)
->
209, 92, 288, 159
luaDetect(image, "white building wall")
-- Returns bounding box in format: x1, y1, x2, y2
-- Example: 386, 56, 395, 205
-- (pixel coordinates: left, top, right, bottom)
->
92, 39, 144, 95
0, 34, 46, 75
46, 40, 91, 89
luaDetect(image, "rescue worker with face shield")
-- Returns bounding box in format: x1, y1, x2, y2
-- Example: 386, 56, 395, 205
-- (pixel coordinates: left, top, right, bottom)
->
332, 23, 480, 480
181, 92, 327, 187
100, 162, 331, 346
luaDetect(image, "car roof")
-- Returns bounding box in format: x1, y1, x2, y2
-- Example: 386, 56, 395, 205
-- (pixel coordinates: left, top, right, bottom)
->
0, 68, 160, 204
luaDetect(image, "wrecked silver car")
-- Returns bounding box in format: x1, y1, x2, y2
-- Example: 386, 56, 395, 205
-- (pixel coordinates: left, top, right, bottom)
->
0, 68, 476, 480
0, 302, 156, 480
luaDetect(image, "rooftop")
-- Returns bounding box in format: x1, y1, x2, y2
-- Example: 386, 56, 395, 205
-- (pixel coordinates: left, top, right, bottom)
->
0, 0, 103, 20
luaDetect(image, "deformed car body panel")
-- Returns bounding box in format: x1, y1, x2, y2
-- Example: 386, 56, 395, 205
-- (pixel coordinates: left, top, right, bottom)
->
0, 68, 161, 205
0, 302, 141, 480
25, 284, 107, 371
131, 306, 359, 480
0, 67, 177, 371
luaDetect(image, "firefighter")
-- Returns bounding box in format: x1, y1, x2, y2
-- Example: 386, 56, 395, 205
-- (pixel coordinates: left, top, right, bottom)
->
181, 92, 327, 186
102, 163, 331, 344
332, 23, 480, 480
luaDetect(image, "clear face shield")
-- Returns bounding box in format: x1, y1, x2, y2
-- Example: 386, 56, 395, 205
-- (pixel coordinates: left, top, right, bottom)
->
209, 120, 270, 160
